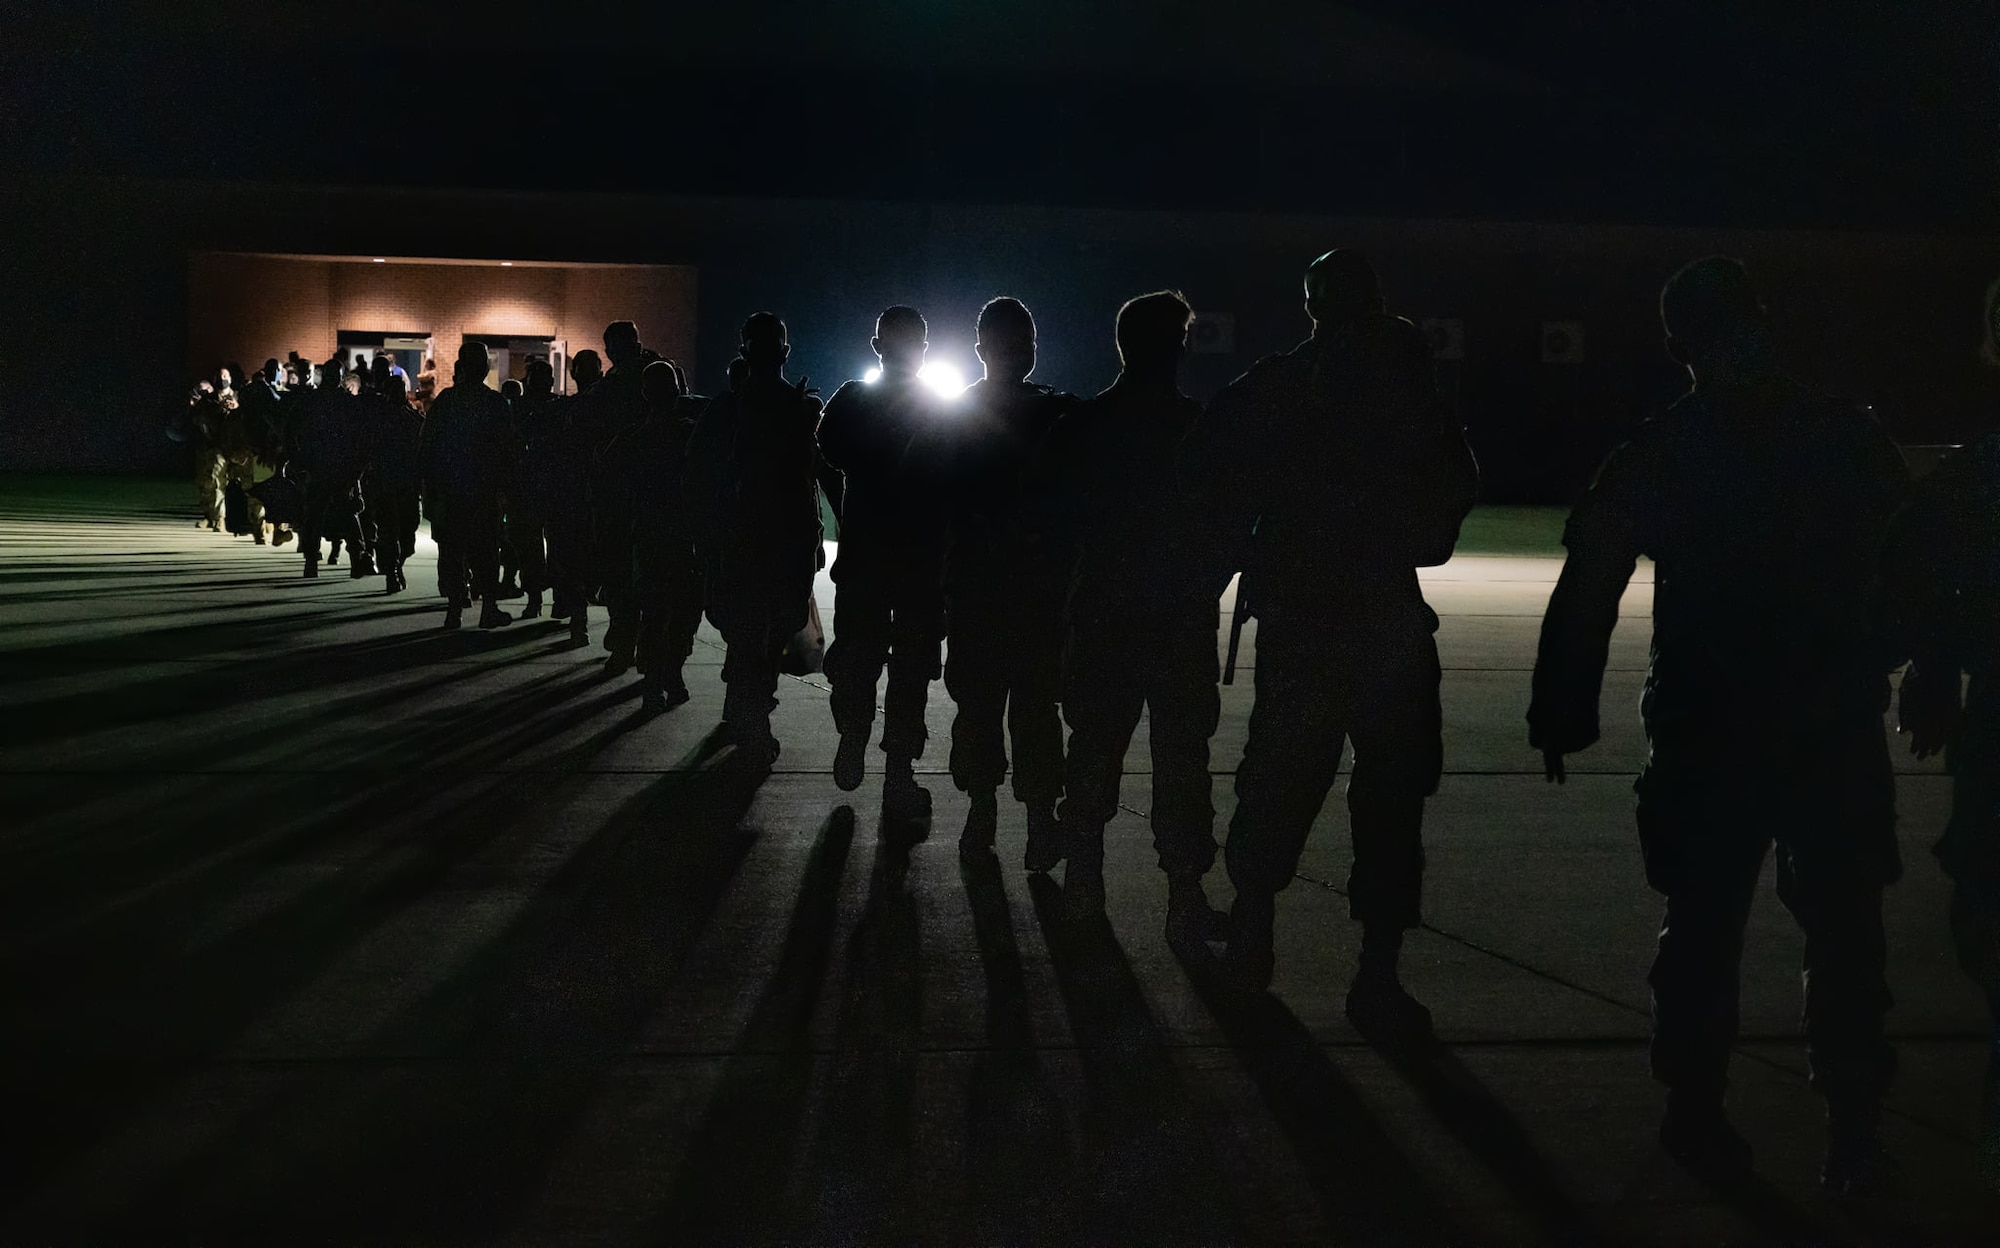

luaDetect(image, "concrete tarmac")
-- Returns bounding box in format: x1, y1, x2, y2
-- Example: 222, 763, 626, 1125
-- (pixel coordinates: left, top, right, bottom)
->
1, 479, 1992, 1245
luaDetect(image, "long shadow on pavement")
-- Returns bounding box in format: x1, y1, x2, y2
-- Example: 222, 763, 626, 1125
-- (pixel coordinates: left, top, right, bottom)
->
69, 732, 772, 1243
0, 665, 646, 1224
1176, 943, 1471, 1246
797, 829, 929, 1243
1027, 873, 1240, 1246
955, 854, 1075, 1243
1378, 1042, 1599, 1245
650, 805, 858, 1241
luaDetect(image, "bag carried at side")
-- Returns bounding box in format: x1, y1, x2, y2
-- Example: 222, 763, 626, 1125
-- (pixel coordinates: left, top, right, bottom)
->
780, 593, 826, 676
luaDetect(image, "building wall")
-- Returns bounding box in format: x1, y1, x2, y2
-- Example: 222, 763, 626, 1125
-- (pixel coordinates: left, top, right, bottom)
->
185, 255, 696, 387
12, 176, 1998, 489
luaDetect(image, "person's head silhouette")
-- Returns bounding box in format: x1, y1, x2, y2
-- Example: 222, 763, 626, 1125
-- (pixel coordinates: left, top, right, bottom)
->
1660, 257, 1777, 393
500, 378, 524, 400
386, 374, 409, 406
1303, 249, 1385, 332
975, 297, 1036, 384
570, 349, 604, 392
524, 356, 554, 401
740, 312, 790, 378
456, 340, 491, 388
641, 359, 679, 409
1115, 290, 1193, 381
872, 306, 926, 378
603, 321, 641, 369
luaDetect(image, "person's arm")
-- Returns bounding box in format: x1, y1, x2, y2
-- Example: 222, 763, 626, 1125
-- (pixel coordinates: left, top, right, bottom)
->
1176, 369, 1270, 587
1528, 441, 1650, 782
815, 382, 859, 472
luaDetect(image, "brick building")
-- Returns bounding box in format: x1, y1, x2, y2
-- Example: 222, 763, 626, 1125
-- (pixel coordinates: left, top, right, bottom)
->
187, 253, 696, 393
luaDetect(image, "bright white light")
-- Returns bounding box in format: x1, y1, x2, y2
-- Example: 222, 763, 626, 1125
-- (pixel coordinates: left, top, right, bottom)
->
920, 361, 966, 398
858, 362, 966, 398
500, 261, 514, 267
371, 257, 385, 263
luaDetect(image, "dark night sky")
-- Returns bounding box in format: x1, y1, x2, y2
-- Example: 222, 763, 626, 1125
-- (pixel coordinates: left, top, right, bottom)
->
6, 0, 1995, 228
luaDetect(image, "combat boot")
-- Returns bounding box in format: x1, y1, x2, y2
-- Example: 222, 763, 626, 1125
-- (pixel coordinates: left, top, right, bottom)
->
443, 603, 464, 630
959, 788, 999, 859
521, 590, 544, 620
1223, 892, 1277, 994
350, 551, 377, 578
1023, 804, 1065, 874
1165, 874, 1230, 948
834, 730, 869, 792
303, 556, 319, 580
496, 576, 525, 601
272, 527, 294, 547
1064, 853, 1107, 924
882, 756, 932, 824
1345, 936, 1435, 1049
1660, 1089, 1753, 1182
478, 600, 514, 630
569, 615, 589, 647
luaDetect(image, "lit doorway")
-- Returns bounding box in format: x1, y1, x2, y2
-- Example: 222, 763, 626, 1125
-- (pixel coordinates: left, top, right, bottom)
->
336, 331, 432, 393
464, 335, 569, 394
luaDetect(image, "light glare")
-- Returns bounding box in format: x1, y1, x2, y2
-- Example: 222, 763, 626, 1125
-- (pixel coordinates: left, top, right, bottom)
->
920, 362, 966, 398
858, 361, 967, 398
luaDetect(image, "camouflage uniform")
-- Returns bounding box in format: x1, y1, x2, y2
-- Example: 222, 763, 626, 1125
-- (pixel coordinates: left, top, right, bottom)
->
1042, 377, 1230, 877
817, 375, 950, 762
1531, 378, 1908, 1108
1190, 316, 1477, 928
931, 378, 1072, 809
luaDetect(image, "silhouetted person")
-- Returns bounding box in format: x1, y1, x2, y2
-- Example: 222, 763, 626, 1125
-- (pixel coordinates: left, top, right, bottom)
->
1530, 257, 1907, 1192
927, 297, 1070, 870
188, 379, 227, 532
687, 313, 825, 763
415, 353, 439, 409
1040, 291, 1231, 941
369, 374, 424, 595
503, 357, 559, 620
589, 321, 665, 664
218, 368, 270, 543
818, 306, 949, 820
546, 348, 605, 645
420, 341, 515, 630
1886, 426, 2000, 1188
599, 359, 705, 711
297, 354, 376, 579
1189, 249, 1477, 1040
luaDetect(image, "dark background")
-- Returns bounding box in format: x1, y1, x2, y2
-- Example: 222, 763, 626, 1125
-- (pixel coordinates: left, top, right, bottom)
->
5, 0, 1997, 497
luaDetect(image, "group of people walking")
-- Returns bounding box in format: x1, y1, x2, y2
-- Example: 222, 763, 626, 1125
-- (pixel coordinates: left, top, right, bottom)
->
186, 250, 1999, 1199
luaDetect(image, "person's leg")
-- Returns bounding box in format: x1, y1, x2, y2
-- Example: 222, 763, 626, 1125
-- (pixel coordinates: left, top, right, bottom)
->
1340, 636, 1444, 1040
1149, 613, 1225, 942
350, 484, 378, 576
471, 506, 510, 628
299, 482, 329, 576
882, 575, 944, 764
1007, 601, 1068, 869
637, 598, 670, 709
945, 600, 1010, 801
659, 553, 704, 704
196, 452, 225, 530
1645, 796, 1768, 1176
825, 572, 893, 787
1056, 622, 1146, 867
1223, 617, 1348, 990
1780, 836, 1899, 1192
